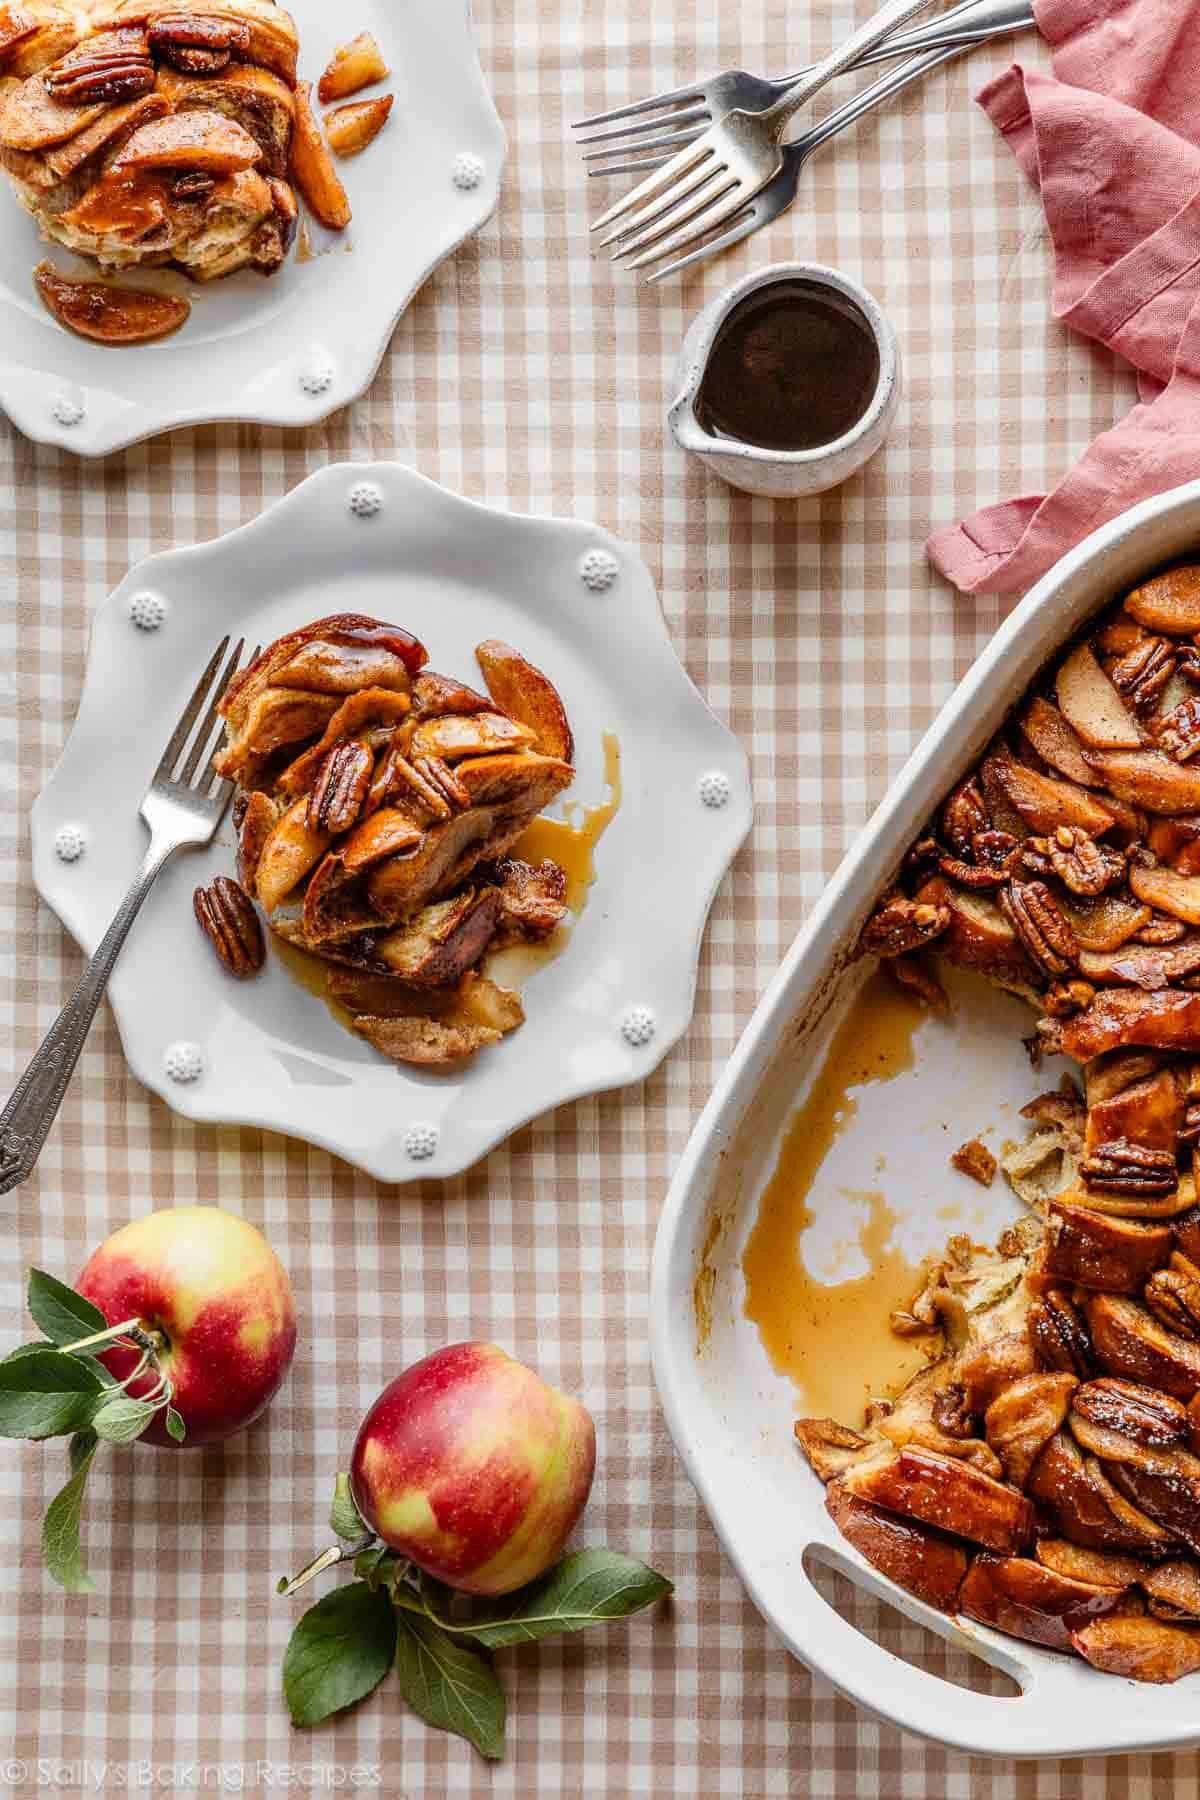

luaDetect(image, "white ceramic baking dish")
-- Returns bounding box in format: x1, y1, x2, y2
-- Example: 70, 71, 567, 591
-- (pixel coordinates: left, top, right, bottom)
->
651, 479, 1200, 1758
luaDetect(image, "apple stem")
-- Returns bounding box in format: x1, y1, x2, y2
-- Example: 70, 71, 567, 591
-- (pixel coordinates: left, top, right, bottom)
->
277, 1536, 377, 1598
61, 1317, 158, 1357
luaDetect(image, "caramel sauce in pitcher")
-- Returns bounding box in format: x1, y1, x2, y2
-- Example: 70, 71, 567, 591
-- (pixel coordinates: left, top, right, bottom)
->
741, 972, 937, 1422
696, 278, 881, 452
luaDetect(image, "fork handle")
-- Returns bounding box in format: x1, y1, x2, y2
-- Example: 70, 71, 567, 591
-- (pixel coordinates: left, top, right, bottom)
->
763, 0, 945, 132
0, 838, 177, 1196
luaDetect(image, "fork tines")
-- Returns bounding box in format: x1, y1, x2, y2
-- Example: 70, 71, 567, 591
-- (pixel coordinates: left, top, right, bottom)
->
154, 635, 256, 797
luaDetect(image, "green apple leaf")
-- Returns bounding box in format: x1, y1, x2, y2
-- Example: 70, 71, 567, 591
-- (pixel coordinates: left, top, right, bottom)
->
165, 1407, 186, 1443
355, 1545, 400, 1592
90, 1394, 161, 1446
27, 1270, 107, 1346
0, 1347, 105, 1439
420, 1549, 674, 1648
42, 1431, 100, 1593
330, 1472, 365, 1541
393, 1613, 506, 1761
283, 1581, 397, 1728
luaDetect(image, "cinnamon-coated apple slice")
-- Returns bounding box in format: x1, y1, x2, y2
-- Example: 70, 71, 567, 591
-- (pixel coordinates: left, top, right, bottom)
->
110, 109, 262, 174
408, 709, 537, 764
1028, 1432, 1179, 1557
254, 796, 330, 915
0, 71, 108, 151
840, 1446, 1033, 1553
1084, 747, 1200, 814
958, 1554, 1132, 1652
983, 1372, 1078, 1490
1057, 642, 1146, 749
317, 30, 389, 103
475, 639, 575, 762
289, 79, 350, 230
824, 1483, 968, 1613
1071, 1614, 1200, 1682
1129, 862, 1200, 926
1018, 696, 1098, 787
1125, 565, 1200, 636
984, 752, 1118, 837
0, 3, 38, 62
1035, 1538, 1149, 1588
33, 261, 190, 345
325, 95, 393, 159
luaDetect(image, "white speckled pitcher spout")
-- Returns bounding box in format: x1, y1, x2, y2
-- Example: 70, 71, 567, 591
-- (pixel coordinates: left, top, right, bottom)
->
668, 262, 901, 499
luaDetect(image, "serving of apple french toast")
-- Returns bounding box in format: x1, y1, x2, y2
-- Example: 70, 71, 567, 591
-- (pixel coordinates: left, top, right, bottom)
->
198, 614, 577, 1067
799, 563, 1200, 1683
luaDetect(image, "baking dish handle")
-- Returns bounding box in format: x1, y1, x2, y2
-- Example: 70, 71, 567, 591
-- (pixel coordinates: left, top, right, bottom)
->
793, 1546, 1034, 1742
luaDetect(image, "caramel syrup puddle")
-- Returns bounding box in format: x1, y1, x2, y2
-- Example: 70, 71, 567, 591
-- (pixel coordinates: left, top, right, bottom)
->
742, 970, 938, 1423
488, 731, 622, 986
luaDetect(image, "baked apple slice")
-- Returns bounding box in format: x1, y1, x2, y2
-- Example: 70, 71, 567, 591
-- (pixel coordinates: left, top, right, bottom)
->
1056, 642, 1145, 750
1018, 697, 1096, 787
825, 1483, 968, 1612
984, 753, 1118, 837
1035, 1538, 1148, 1588
110, 110, 263, 174
0, 4, 41, 64
1124, 565, 1200, 637
33, 261, 190, 344
1071, 1614, 1200, 1682
1129, 863, 1200, 927
475, 639, 575, 762
289, 79, 349, 230
408, 710, 538, 764
1028, 1432, 1178, 1557
959, 1554, 1132, 1651
1084, 748, 1200, 814
325, 95, 392, 160
373, 889, 502, 988
253, 796, 330, 915
983, 1372, 1078, 1489
317, 30, 388, 103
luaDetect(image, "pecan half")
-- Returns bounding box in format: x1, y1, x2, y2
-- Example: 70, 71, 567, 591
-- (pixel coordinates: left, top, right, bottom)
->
384, 752, 458, 820
147, 10, 250, 74
859, 892, 950, 959
1135, 916, 1190, 946
902, 836, 942, 883
44, 27, 154, 102
942, 778, 990, 856
307, 739, 372, 834
932, 1382, 977, 1439
1072, 1377, 1189, 1447
1044, 978, 1096, 1017
1111, 637, 1176, 714
1144, 1267, 1200, 1341
171, 171, 215, 202
415, 754, 469, 812
1153, 696, 1200, 763
193, 876, 264, 978
999, 880, 1078, 977
1030, 1291, 1094, 1377
1033, 826, 1124, 897
1080, 1138, 1179, 1199
937, 854, 1007, 889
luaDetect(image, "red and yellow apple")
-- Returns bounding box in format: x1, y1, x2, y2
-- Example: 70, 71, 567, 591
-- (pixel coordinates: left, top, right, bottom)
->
76, 1205, 297, 1448
349, 1342, 596, 1595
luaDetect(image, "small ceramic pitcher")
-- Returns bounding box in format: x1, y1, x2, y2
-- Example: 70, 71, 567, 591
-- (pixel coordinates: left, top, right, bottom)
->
668, 262, 900, 499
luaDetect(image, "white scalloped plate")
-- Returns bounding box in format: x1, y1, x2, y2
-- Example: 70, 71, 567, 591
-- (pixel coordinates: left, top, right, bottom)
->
651, 479, 1200, 1758
31, 463, 752, 1181
0, 0, 503, 455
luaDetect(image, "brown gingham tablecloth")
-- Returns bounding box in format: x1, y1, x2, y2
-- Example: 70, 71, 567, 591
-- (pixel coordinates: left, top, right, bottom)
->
2, 2, 1196, 1794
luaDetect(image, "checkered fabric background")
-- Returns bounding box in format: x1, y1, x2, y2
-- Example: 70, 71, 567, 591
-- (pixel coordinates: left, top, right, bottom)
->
1, 0, 1192, 1793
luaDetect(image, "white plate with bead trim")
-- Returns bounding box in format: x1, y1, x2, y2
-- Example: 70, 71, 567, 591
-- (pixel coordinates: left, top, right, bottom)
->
30, 462, 753, 1182
0, 0, 504, 456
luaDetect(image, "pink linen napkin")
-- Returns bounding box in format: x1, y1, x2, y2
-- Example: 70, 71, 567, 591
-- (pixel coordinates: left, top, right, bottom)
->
927, 0, 1200, 597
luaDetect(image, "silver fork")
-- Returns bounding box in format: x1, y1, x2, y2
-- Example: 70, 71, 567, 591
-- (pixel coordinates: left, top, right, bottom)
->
0, 634, 256, 1195
575, 0, 1035, 177
615, 42, 966, 282
591, 0, 949, 265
